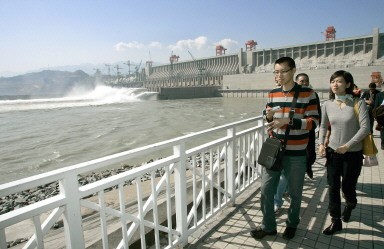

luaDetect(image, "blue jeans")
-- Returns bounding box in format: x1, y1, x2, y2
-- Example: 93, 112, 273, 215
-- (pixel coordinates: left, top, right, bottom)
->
260, 155, 306, 232
274, 173, 288, 208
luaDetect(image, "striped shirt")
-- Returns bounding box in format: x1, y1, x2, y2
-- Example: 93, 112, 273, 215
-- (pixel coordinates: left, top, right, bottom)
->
265, 83, 320, 156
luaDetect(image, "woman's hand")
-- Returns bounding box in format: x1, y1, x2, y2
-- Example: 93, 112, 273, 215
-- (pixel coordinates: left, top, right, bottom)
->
318, 144, 326, 157
335, 144, 349, 154
324, 136, 330, 148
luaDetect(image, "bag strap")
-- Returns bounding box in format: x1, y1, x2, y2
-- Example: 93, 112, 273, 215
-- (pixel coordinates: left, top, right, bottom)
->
353, 98, 365, 131
281, 85, 301, 148
353, 98, 359, 117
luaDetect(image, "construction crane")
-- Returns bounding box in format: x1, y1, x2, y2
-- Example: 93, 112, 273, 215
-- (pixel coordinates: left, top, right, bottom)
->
245, 40, 257, 51
123, 60, 132, 81
135, 60, 142, 73
325, 26, 336, 41
215, 45, 227, 55
188, 50, 205, 85
114, 64, 123, 83
169, 51, 176, 79
146, 51, 153, 67
104, 64, 112, 77
170, 53, 180, 63
93, 68, 101, 76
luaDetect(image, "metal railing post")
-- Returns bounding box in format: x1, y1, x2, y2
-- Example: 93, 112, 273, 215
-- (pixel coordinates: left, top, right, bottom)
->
173, 141, 188, 245
59, 172, 85, 249
227, 127, 236, 205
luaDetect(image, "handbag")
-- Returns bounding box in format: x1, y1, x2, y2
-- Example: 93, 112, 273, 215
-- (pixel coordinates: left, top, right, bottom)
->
362, 134, 378, 156
363, 155, 379, 166
353, 100, 378, 156
257, 137, 284, 170
257, 86, 300, 171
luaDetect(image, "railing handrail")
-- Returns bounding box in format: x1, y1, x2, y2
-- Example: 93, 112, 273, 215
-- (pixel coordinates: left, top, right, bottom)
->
0, 115, 266, 249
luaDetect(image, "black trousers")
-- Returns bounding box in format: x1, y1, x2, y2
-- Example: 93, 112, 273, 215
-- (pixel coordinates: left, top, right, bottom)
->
381, 128, 384, 148
325, 148, 363, 221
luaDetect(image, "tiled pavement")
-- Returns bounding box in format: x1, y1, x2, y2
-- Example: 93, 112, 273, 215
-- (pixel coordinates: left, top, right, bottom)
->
187, 131, 384, 249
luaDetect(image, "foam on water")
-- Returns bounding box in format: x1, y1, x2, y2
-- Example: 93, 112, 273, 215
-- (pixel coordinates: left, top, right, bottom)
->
0, 85, 158, 112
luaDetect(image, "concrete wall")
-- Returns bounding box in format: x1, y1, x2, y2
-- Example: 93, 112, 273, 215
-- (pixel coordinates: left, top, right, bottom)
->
158, 86, 221, 99
223, 65, 384, 90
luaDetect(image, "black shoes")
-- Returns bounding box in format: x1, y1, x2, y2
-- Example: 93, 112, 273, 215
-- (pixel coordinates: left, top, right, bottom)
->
342, 206, 353, 222
323, 220, 342, 235
250, 226, 297, 240
282, 227, 297, 239
250, 226, 277, 239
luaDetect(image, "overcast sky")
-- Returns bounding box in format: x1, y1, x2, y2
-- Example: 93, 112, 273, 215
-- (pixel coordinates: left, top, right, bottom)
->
1, 0, 383, 76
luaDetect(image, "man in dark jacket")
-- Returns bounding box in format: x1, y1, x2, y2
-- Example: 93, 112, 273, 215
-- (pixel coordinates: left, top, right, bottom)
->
361, 82, 381, 133
373, 90, 384, 150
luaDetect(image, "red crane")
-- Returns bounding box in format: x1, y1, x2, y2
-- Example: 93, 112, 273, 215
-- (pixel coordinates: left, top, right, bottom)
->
325, 26, 336, 41
245, 40, 257, 51
215, 45, 227, 56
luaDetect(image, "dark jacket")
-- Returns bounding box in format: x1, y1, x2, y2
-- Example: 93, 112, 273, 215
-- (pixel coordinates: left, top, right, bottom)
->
374, 91, 384, 109
362, 89, 380, 109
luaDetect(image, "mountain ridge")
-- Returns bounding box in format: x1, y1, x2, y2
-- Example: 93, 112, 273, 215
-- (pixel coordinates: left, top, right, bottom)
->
0, 70, 95, 97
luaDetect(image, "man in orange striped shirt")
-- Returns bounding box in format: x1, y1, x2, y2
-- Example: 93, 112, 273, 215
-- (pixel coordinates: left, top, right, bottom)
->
250, 57, 320, 240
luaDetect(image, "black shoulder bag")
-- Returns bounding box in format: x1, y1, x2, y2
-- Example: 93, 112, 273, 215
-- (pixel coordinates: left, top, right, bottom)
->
257, 85, 301, 171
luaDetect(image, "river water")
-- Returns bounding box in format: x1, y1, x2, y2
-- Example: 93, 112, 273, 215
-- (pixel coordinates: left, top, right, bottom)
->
0, 85, 267, 184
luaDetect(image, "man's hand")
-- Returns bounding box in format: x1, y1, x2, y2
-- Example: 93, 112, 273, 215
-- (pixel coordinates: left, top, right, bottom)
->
265, 107, 275, 121
267, 118, 290, 131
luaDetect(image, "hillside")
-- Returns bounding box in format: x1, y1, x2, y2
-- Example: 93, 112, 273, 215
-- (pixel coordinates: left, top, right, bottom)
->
0, 70, 95, 98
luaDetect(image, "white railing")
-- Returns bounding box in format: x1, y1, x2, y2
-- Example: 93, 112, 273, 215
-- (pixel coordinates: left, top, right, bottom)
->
0, 116, 266, 249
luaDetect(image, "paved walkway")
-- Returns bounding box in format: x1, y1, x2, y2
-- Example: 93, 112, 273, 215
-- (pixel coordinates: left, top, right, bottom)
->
187, 131, 384, 249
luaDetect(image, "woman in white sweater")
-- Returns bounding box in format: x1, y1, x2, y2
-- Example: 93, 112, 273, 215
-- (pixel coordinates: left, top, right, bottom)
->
318, 70, 370, 235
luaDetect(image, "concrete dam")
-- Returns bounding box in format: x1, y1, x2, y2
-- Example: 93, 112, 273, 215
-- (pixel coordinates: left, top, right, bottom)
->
110, 28, 384, 99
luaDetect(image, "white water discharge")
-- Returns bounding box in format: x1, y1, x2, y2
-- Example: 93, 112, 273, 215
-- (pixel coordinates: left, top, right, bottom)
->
0, 85, 158, 112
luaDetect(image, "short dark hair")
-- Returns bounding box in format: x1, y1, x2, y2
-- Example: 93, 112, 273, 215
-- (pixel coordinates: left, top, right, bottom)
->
275, 57, 296, 69
369, 82, 376, 89
295, 73, 309, 81
329, 70, 355, 99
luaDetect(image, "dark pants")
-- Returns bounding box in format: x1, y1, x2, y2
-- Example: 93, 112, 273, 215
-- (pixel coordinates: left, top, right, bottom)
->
368, 109, 374, 134
325, 148, 363, 221
381, 128, 384, 148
